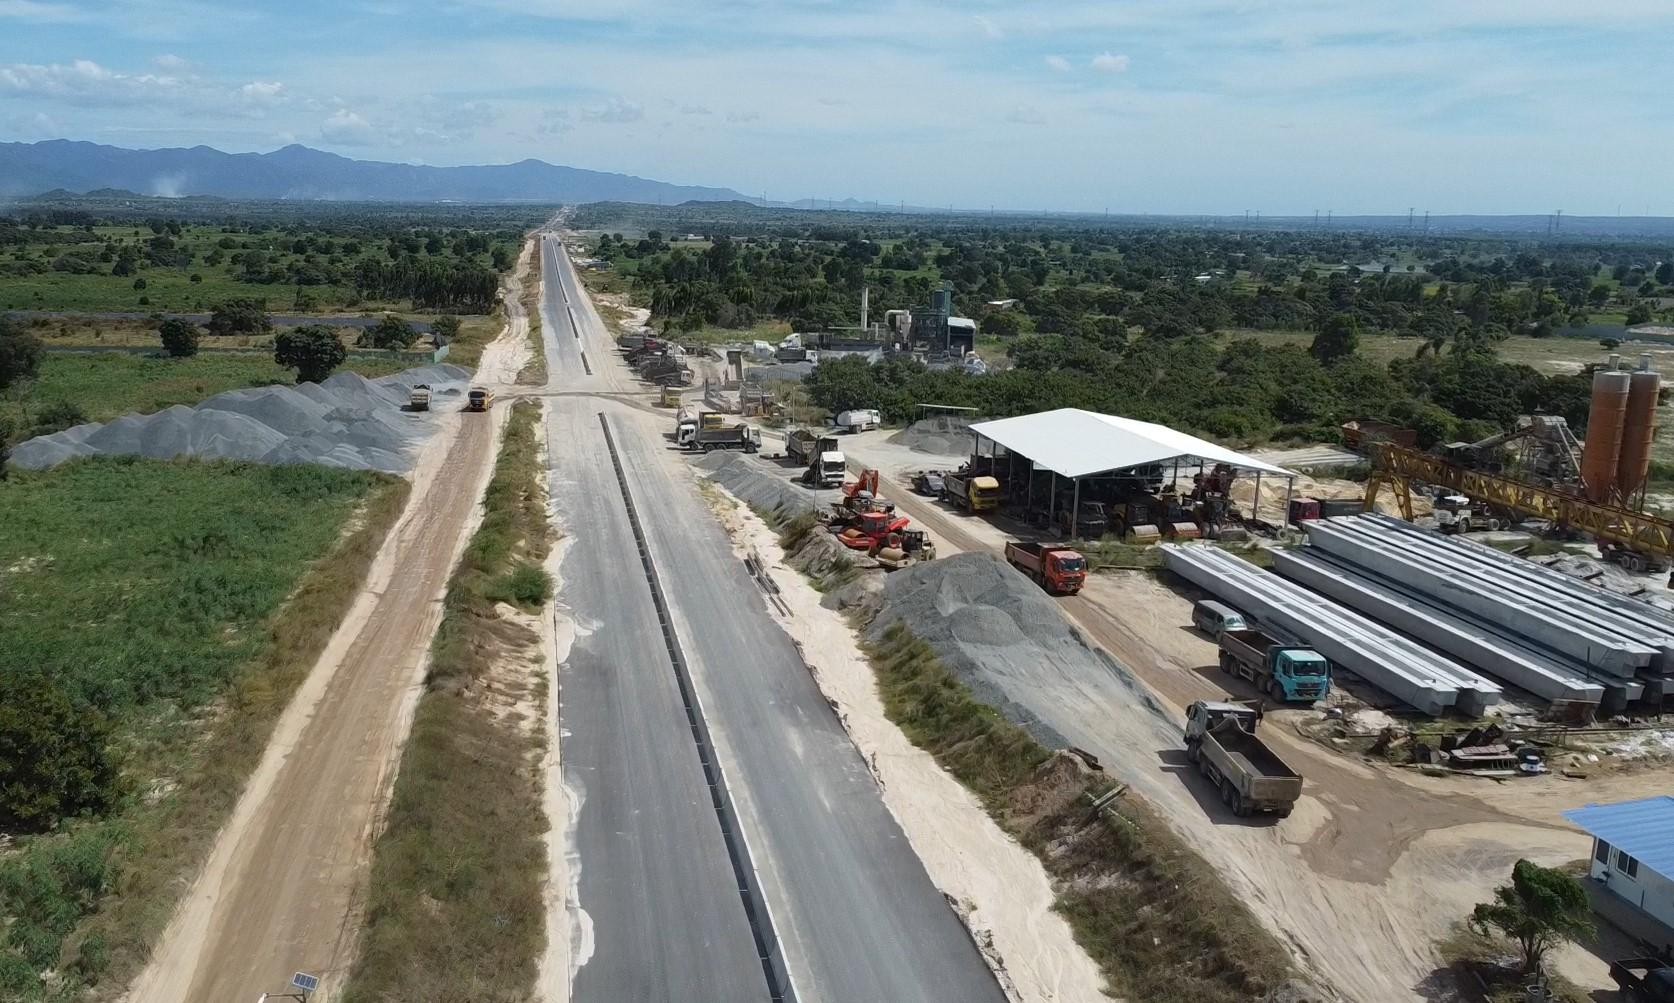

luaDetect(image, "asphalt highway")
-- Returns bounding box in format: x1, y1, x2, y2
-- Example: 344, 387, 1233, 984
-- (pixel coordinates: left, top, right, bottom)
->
545, 234, 1008, 1003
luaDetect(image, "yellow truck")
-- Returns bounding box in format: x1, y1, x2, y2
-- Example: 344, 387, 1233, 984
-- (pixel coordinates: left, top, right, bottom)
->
466, 387, 494, 412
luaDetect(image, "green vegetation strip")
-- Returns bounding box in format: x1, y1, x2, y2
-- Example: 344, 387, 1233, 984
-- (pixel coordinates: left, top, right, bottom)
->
0, 458, 407, 1000
517, 240, 547, 386
341, 400, 552, 1003
862, 621, 1297, 1003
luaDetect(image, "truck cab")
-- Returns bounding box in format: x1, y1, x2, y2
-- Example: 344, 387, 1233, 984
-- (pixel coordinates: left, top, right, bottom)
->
1185, 700, 1260, 741
1267, 648, 1331, 701
813, 450, 847, 488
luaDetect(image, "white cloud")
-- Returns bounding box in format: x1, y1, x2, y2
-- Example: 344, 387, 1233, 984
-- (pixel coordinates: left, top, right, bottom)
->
0, 59, 189, 106
1091, 51, 1130, 73
154, 53, 189, 71
0, 0, 85, 22
581, 96, 643, 123
239, 81, 286, 107
972, 14, 1003, 39
320, 108, 376, 144
726, 109, 760, 124
1044, 54, 1071, 72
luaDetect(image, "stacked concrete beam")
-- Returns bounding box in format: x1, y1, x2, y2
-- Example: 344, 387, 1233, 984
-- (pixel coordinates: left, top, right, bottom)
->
1161, 543, 1502, 715
1301, 519, 1658, 678
1272, 549, 1616, 709
1364, 514, 1674, 691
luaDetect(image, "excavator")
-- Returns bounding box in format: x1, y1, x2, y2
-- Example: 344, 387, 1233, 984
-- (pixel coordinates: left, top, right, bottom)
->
828, 468, 938, 567
830, 468, 894, 526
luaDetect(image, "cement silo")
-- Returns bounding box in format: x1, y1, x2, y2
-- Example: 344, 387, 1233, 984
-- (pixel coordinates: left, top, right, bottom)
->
1615, 354, 1661, 502
1583, 364, 1631, 503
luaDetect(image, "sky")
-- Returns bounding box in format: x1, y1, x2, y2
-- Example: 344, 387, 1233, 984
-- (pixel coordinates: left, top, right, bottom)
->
2, 0, 1672, 215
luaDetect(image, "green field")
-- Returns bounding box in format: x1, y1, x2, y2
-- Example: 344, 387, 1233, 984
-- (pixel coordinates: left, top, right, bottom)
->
1221, 327, 1627, 372
7, 351, 408, 440
0, 458, 403, 999
0, 219, 516, 313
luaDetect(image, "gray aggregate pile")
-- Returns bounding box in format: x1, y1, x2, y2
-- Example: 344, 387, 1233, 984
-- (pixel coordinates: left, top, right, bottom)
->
889, 416, 975, 456
9, 363, 470, 474
866, 552, 1166, 750
695, 453, 824, 520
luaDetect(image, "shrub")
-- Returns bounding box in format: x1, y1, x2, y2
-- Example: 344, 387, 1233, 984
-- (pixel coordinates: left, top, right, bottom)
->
274, 325, 347, 384
488, 561, 552, 608
157, 317, 201, 358
0, 673, 120, 832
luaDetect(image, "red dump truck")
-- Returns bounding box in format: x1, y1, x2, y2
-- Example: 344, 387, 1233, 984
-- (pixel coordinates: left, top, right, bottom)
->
1003, 542, 1086, 595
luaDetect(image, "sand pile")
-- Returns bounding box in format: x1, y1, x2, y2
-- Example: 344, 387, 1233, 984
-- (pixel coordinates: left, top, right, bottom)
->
10, 364, 470, 474
695, 452, 825, 520
864, 552, 1165, 750
889, 416, 976, 456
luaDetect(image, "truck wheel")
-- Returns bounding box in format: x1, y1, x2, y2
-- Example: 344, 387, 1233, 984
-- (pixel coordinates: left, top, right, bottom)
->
1218, 653, 1231, 674
1220, 780, 1236, 808
1186, 741, 1200, 764
1276, 806, 1293, 819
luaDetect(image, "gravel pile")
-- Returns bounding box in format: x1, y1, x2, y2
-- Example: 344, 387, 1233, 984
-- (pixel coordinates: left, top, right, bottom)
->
866, 552, 1165, 750
10, 364, 471, 474
695, 452, 827, 520
889, 416, 976, 456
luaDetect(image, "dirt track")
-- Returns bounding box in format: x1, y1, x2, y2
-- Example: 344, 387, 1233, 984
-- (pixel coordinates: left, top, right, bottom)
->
123, 242, 532, 1003
853, 463, 1665, 1001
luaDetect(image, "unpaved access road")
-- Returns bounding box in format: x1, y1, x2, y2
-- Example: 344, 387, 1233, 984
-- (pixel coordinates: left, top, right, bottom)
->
541, 235, 1007, 1003
846, 461, 1667, 1001
124, 242, 533, 1003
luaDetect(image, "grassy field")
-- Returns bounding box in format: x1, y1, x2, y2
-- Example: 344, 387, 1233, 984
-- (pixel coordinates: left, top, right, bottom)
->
860, 622, 1297, 1003
1221, 327, 1628, 372
8, 352, 409, 437
342, 400, 551, 1002
0, 457, 406, 1000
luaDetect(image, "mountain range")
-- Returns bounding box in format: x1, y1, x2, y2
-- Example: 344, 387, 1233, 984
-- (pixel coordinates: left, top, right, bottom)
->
0, 140, 754, 204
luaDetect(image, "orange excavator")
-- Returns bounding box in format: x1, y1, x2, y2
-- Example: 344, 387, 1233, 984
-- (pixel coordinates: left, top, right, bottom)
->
827, 468, 939, 565
830, 468, 895, 525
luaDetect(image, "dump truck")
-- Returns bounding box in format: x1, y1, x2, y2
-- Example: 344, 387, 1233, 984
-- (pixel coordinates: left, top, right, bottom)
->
686, 423, 760, 453
787, 430, 846, 487
941, 471, 1001, 513
1184, 700, 1302, 818
466, 387, 493, 412
1612, 958, 1674, 1002
1218, 628, 1332, 702
1003, 542, 1086, 595
407, 383, 431, 412
835, 409, 881, 433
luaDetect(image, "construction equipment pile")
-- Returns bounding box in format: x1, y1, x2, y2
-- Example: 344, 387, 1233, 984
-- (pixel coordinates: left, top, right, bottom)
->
10, 364, 470, 474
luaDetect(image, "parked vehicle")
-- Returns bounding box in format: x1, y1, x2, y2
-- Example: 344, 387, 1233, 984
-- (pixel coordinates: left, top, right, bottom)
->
1217, 628, 1332, 702
787, 430, 846, 487
466, 387, 493, 412
1434, 494, 1502, 534
835, 409, 881, 434
942, 471, 1001, 513
1055, 500, 1109, 539
407, 383, 431, 412
685, 423, 760, 453
1612, 958, 1674, 1002
911, 470, 946, 496
1183, 700, 1302, 818
875, 528, 937, 570
1191, 600, 1247, 638
1003, 542, 1086, 595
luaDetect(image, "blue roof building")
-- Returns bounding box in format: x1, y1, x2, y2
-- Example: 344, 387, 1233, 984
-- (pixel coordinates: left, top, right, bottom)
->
1565, 795, 1674, 947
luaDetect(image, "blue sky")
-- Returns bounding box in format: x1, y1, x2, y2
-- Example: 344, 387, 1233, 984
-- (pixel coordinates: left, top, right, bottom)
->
2, 0, 1672, 214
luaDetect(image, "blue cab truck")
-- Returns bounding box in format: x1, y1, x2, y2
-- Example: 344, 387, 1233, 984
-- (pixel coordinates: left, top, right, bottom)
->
1217, 628, 1332, 703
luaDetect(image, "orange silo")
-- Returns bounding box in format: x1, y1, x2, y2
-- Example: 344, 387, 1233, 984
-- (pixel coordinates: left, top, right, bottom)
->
1583, 366, 1631, 503
1615, 354, 1661, 503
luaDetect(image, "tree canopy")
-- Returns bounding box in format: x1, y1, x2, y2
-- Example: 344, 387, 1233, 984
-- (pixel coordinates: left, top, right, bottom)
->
1469, 859, 1592, 974
157, 317, 201, 358
274, 325, 347, 384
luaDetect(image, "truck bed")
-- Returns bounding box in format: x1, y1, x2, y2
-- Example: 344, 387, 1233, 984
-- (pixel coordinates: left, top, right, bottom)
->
1212, 726, 1299, 780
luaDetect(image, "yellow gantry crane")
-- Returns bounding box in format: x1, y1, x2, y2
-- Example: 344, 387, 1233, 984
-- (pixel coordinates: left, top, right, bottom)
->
1364, 442, 1674, 572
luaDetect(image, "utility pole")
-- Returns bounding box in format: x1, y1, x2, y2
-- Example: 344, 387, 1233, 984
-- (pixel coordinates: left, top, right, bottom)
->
1423, 210, 1430, 233
1407, 207, 1415, 229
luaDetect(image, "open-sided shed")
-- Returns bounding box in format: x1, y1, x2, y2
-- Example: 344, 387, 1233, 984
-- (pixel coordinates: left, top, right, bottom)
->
968, 408, 1296, 536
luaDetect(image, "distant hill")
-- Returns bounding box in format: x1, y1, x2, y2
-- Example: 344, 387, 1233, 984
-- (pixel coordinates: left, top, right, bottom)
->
0, 139, 755, 205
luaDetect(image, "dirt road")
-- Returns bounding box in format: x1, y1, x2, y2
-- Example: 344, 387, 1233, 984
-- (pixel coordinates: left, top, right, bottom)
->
124, 242, 533, 1003
849, 463, 1662, 1000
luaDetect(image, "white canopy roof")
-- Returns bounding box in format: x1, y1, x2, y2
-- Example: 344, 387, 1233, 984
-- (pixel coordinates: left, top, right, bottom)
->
969, 408, 1293, 479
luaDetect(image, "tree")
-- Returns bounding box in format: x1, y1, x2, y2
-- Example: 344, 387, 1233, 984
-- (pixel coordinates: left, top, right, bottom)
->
206, 297, 272, 337
1658, 260, 1674, 286
1600, 338, 1622, 352
364, 314, 418, 351
0, 672, 120, 832
1626, 302, 1654, 325
0, 416, 11, 481
1469, 859, 1592, 974
1310, 314, 1360, 364
157, 317, 201, 358
274, 325, 347, 383
0, 316, 43, 392
431, 315, 462, 342
981, 310, 1024, 338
